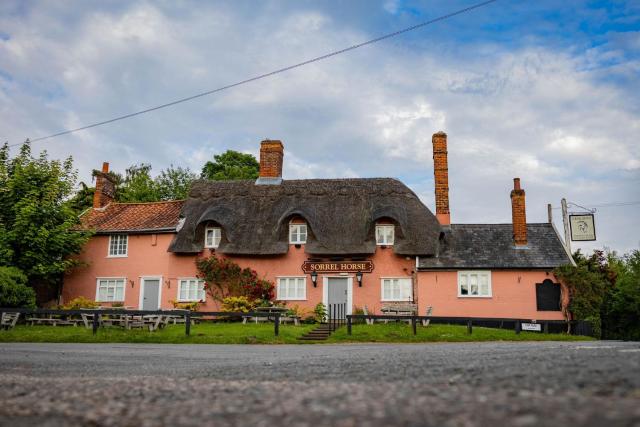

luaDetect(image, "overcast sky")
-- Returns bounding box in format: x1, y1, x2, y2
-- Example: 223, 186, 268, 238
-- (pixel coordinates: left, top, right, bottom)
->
1, 0, 639, 253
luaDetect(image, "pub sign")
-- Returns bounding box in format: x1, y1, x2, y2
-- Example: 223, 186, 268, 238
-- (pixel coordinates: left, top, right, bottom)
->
569, 214, 596, 241
302, 260, 374, 274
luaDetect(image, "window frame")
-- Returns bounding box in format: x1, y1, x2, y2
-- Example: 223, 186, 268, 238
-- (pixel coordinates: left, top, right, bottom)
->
177, 278, 206, 302
375, 224, 395, 246
380, 277, 413, 302
107, 234, 128, 258
95, 277, 126, 302
204, 226, 222, 249
289, 223, 308, 244
276, 276, 307, 301
457, 271, 492, 298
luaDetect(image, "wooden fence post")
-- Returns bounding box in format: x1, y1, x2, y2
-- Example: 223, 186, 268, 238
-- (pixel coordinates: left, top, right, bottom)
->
185, 311, 191, 336
412, 317, 417, 335
347, 315, 352, 335
275, 314, 280, 336
92, 312, 99, 335
467, 319, 473, 334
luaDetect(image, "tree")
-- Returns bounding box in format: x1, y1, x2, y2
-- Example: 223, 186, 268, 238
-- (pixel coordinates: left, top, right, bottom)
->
602, 250, 640, 340
155, 165, 197, 200
0, 266, 36, 308
116, 163, 158, 202
201, 150, 259, 180
0, 141, 92, 302
65, 181, 95, 213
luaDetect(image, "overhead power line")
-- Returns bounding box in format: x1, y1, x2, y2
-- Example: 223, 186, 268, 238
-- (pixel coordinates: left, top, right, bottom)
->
551, 201, 640, 210
12, 0, 498, 147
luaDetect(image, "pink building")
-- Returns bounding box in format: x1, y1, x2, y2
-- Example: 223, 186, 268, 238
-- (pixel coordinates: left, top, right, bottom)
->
63, 133, 573, 321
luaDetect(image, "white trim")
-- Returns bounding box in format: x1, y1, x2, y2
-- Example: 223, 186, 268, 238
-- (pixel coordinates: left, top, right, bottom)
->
107, 234, 128, 257
176, 277, 206, 302
322, 275, 353, 315
380, 277, 413, 302
139, 276, 163, 310
276, 276, 307, 301
95, 277, 126, 302
457, 270, 492, 298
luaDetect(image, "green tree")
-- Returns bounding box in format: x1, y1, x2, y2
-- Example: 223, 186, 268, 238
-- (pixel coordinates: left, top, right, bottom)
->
65, 181, 95, 213
155, 165, 196, 200
0, 266, 36, 308
0, 141, 92, 302
201, 150, 259, 180
116, 163, 158, 202
602, 250, 640, 340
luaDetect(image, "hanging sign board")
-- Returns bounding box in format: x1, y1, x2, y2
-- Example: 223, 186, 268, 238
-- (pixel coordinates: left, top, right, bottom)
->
521, 323, 542, 332
569, 214, 596, 241
302, 260, 374, 274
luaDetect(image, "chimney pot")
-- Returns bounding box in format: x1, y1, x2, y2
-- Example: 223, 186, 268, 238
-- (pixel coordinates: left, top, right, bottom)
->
432, 131, 450, 225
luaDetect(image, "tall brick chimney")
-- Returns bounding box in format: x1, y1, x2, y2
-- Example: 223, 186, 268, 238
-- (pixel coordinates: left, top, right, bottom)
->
432, 131, 450, 225
510, 178, 528, 246
93, 162, 115, 209
256, 139, 284, 185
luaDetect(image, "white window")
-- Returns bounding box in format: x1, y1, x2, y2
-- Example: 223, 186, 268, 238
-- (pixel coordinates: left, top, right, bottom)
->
178, 279, 206, 302
96, 278, 125, 302
277, 277, 306, 300
376, 225, 394, 245
458, 271, 492, 297
205, 226, 221, 248
108, 234, 128, 257
381, 278, 412, 301
289, 223, 307, 244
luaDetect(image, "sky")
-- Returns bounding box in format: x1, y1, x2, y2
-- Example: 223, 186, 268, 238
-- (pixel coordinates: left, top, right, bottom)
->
1, 0, 639, 253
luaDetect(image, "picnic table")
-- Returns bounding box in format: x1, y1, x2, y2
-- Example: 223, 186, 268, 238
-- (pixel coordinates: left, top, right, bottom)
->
242, 307, 299, 325
80, 312, 172, 331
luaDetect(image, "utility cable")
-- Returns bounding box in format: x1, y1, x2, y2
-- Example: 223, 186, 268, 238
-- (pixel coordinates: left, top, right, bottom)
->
10, 0, 498, 147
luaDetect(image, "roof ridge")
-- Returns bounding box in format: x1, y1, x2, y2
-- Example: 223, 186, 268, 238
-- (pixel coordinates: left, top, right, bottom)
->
451, 223, 552, 226
110, 200, 186, 206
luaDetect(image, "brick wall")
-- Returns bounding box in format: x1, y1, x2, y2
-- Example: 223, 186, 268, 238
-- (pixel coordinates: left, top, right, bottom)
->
510, 178, 528, 246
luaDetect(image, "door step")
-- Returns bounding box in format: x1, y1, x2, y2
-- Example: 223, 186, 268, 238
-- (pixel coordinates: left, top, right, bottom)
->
297, 323, 343, 341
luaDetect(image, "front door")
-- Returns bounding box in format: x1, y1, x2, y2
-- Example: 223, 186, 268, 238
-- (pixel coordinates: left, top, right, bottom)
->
142, 278, 160, 310
327, 277, 349, 319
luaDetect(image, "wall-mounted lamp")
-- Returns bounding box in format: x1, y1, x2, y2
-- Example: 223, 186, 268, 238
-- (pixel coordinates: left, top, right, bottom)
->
356, 271, 363, 287
311, 271, 318, 287
129, 280, 135, 288
165, 279, 171, 289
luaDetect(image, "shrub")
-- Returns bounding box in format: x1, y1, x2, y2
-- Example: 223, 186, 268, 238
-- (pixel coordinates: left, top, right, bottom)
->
170, 300, 200, 311
196, 255, 275, 302
0, 266, 36, 308
314, 302, 327, 323
221, 296, 256, 313
61, 296, 99, 310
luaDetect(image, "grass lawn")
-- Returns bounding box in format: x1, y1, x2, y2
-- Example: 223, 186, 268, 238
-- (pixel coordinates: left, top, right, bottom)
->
0, 322, 592, 344
0, 323, 315, 344
327, 323, 594, 343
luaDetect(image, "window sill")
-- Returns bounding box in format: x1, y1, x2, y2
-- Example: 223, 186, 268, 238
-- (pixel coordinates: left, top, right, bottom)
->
96, 300, 125, 303
106, 255, 128, 258
277, 298, 307, 301
457, 295, 493, 299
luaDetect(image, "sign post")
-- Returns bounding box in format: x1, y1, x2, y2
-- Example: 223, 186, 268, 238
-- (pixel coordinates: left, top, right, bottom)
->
561, 198, 571, 254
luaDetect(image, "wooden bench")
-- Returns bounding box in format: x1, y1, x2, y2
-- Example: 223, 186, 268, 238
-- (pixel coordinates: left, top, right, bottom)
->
380, 303, 417, 324
1, 312, 20, 330
26, 315, 77, 327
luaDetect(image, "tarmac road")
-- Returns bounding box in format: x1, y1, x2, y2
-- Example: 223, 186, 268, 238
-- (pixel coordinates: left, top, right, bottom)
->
0, 341, 639, 427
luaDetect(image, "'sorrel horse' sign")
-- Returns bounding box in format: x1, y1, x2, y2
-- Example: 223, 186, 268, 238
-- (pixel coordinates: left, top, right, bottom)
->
302, 260, 374, 274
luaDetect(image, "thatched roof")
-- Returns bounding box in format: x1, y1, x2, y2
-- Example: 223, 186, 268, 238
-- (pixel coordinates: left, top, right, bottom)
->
417, 223, 573, 269
168, 178, 442, 256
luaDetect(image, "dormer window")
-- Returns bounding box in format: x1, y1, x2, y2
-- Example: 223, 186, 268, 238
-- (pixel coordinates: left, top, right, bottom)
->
289, 223, 307, 244
376, 225, 394, 245
205, 226, 221, 249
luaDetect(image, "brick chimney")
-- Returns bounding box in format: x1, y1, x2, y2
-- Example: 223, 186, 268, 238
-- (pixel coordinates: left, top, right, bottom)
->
93, 162, 115, 209
256, 139, 284, 185
432, 131, 450, 225
510, 178, 528, 246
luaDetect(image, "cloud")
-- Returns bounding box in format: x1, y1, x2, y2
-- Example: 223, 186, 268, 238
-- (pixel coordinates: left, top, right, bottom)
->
0, 0, 638, 252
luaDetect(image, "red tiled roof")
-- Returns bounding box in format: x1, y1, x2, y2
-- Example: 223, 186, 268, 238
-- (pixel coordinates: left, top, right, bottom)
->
80, 200, 184, 233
